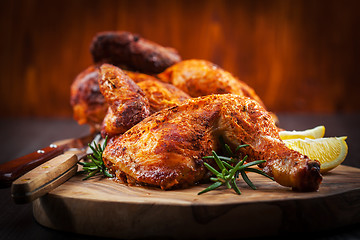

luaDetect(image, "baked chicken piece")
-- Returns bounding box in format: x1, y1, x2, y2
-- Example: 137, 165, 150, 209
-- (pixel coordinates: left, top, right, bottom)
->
90, 31, 181, 74
103, 94, 322, 191
70, 65, 160, 129
70, 65, 108, 132
123, 70, 159, 83
137, 80, 190, 114
158, 59, 265, 107
98, 64, 150, 137
99, 64, 190, 136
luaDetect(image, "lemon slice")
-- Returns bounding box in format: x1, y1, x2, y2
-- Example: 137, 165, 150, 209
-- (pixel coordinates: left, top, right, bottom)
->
283, 137, 348, 173
279, 126, 325, 140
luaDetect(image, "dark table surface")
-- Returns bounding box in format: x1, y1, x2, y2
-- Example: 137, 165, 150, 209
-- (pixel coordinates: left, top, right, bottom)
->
1, 114, 360, 240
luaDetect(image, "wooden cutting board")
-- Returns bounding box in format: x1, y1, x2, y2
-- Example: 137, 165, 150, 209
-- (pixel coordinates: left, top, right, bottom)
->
33, 165, 360, 239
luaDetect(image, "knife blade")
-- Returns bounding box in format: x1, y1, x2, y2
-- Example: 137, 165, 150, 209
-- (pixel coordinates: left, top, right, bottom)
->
0, 133, 96, 187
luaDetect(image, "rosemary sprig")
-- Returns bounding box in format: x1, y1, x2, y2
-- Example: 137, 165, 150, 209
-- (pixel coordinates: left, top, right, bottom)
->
78, 136, 113, 180
198, 144, 274, 195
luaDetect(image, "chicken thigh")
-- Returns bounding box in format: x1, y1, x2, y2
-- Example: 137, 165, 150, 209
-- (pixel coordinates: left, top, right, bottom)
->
103, 94, 322, 191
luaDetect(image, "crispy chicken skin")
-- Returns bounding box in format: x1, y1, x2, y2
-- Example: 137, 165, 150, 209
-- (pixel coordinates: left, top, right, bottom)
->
99, 64, 191, 136
70, 65, 108, 132
123, 70, 159, 83
90, 31, 181, 74
158, 59, 265, 107
103, 94, 322, 191
137, 80, 190, 114
99, 64, 150, 137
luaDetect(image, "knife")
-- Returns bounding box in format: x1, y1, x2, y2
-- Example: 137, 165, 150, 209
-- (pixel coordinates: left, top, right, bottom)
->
0, 133, 96, 187
11, 148, 89, 204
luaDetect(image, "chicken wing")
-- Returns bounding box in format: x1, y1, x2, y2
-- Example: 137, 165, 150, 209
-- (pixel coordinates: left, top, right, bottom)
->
90, 31, 181, 74
99, 64, 191, 136
99, 64, 150, 137
103, 94, 322, 191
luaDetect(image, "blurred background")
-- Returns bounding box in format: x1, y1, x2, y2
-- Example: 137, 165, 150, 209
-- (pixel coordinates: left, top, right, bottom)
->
0, 0, 359, 117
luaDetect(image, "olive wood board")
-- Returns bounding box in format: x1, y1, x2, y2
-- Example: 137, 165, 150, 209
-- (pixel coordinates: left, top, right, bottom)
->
33, 165, 360, 239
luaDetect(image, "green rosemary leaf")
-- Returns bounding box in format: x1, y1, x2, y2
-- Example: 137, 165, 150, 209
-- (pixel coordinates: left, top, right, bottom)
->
203, 155, 235, 162
224, 144, 234, 156
210, 177, 219, 182
240, 170, 257, 190
82, 166, 99, 171
87, 156, 102, 167
77, 161, 88, 166
104, 169, 113, 178
235, 144, 249, 152
203, 162, 222, 177
244, 168, 274, 180
199, 143, 271, 195
230, 178, 241, 195
222, 161, 234, 170
88, 144, 97, 154
212, 151, 227, 174
79, 136, 112, 180
241, 160, 266, 168
82, 169, 100, 180
198, 181, 223, 195
229, 155, 247, 177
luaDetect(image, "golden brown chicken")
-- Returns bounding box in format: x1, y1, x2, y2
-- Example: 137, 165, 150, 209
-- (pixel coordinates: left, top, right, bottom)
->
103, 94, 322, 191
137, 80, 190, 114
98, 64, 150, 137
99, 64, 191, 136
70, 65, 162, 129
71, 31, 182, 131
158, 59, 265, 107
123, 70, 159, 83
70, 65, 108, 132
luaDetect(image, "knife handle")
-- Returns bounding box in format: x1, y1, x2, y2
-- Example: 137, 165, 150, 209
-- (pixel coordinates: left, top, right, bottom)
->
0, 144, 66, 187
11, 152, 79, 204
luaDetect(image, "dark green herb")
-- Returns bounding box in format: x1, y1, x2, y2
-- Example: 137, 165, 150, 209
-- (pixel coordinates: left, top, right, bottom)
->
78, 136, 113, 180
198, 144, 274, 195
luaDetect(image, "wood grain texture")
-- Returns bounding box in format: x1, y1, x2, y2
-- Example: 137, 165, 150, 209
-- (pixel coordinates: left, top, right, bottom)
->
11, 153, 78, 204
0, 0, 359, 117
33, 165, 360, 239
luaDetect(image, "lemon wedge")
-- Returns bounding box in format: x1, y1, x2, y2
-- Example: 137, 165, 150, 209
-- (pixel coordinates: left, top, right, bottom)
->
279, 125, 325, 140
283, 137, 348, 173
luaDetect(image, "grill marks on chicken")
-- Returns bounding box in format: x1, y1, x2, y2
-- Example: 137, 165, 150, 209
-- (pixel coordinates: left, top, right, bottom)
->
103, 94, 322, 191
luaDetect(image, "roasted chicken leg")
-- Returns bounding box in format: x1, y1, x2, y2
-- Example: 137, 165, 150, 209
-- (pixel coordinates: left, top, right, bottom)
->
103, 94, 322, 191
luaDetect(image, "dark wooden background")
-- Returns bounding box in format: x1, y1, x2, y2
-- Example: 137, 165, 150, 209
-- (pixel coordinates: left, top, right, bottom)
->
1, 0, 359, 117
